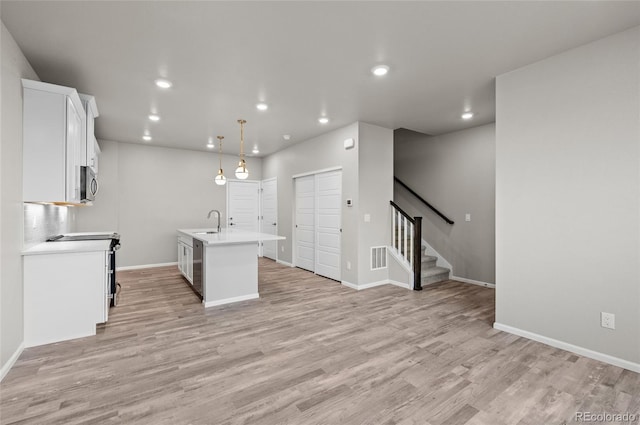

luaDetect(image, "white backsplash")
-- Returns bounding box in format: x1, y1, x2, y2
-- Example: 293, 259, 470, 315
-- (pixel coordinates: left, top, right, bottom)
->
24, 203, 75, 249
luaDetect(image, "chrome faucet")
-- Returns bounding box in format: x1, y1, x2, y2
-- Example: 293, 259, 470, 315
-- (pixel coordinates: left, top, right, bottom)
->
207, 209, 221, 233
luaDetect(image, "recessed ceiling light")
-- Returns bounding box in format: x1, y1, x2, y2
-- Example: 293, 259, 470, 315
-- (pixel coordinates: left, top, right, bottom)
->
461, 112, 474, 120
256, 103, 268, 111
142, 135, 152, 142
283, 134, 291, 140
371, 65, 389, 76
155, 79, 172, 89
318, 117, 329, 124
149, 114, 160, 122
252, 147, 259, 154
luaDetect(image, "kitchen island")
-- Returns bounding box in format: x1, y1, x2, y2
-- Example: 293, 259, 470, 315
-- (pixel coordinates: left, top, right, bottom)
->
177, 228, 285, 307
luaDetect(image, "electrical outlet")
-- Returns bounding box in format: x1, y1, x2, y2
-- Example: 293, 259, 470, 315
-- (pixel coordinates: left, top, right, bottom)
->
465, 213, 471, 222
346, 261, 351, 270
281, 245, 284, 252
601, 312, 615, 330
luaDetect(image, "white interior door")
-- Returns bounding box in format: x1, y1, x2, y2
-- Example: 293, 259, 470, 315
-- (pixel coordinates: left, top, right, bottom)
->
227, 181, 260, 232
261, 178, 278, 260
295, 175, 315, 272
315, 170, 342, 281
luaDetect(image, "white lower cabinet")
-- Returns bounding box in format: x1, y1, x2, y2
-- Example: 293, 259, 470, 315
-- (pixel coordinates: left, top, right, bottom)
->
24, 250, 109, 347
178, 236, 193, 283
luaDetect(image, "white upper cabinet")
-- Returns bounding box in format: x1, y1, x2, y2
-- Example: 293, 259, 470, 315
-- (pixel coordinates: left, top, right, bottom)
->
79, 93, 99, 173
22, 79, 85, 204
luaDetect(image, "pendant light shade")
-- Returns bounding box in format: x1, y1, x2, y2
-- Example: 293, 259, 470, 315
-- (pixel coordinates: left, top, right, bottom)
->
235, 119, 249, 179
215, 136, 227, 186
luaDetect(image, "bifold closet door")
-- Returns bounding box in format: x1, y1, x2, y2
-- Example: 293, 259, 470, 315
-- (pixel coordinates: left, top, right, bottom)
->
295, 175, 315, 272
315, 171, 341, 281
294, 170, 342, 280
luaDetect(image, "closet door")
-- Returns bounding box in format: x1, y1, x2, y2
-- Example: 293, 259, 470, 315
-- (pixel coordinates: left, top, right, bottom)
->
261, 178, 278, 260
315, 170, 342, 281
295, 175, 315, 272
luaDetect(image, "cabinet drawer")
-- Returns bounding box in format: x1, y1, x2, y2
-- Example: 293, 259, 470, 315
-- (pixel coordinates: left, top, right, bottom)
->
178, 234, 193, 246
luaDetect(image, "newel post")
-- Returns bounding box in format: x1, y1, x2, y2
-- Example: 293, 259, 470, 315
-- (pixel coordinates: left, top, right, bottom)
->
413, 216, 422, 291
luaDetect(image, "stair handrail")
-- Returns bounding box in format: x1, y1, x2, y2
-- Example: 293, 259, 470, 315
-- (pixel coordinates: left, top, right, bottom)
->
390, 201, 423, 291
394, 177, 455, 225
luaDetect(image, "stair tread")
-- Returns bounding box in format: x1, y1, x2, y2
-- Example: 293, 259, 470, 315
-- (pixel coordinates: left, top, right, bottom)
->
421, 255, 437, 262
421, 266, 450, 277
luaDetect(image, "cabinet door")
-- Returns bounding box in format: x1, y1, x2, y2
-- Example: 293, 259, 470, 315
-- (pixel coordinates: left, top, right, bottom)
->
178, 241, 184, 273
66, 97, 82, 203
186, 245, 193, 283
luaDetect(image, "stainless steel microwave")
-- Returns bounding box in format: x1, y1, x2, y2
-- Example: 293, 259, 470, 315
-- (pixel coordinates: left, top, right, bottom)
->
80, 166, 98, 202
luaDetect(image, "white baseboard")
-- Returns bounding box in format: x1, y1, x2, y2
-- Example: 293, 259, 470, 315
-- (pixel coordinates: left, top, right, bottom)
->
276, 259, 293, 267
493, 322, 640, 373
389, 280, 411, 290
117, 262, 178, 271
451, 276, 496, 289
0, 341, 25, 382
341, 280, 399, 291
204, 293, 259, 308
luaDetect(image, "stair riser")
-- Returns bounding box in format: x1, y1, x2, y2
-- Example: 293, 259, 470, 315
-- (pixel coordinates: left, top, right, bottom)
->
422, 259, 437, 269
421, 272, 449, 285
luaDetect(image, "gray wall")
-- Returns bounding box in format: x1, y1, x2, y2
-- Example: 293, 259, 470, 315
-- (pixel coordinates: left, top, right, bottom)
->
76, 140, 262, 267
495, 26, 640, 364
262, 123, 360, 284
394, 124, 496, 284
1, 21, 37, 371
262, 121, 394, 286
357, 123, 394, 285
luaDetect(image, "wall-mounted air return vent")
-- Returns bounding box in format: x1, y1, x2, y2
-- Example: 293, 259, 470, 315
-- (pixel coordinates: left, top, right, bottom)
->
371, 246, 387, 270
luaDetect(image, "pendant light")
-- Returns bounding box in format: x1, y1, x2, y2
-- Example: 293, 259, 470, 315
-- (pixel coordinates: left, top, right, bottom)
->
214, 136, 227, 186
235, 119, 249, 179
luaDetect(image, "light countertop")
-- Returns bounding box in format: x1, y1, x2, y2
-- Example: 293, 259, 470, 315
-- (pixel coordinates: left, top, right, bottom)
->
22, 240, 112, 256
177, 228, 285, 246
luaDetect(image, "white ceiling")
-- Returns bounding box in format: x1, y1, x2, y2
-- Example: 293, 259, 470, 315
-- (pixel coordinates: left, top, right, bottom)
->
2, 1, 639, 156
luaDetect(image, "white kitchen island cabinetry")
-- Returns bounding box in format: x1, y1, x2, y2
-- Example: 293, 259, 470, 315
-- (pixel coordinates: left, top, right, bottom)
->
22, 79, 84, 204
177, 234, 193, 283
22, 240, 111, 347
177, 229, 285, 307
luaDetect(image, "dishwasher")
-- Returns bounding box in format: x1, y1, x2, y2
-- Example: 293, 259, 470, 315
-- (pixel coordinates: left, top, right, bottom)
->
192, 238, 204, 299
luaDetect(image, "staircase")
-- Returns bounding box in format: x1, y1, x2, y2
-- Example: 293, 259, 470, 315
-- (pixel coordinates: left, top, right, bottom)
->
420, 247, 450, 285
390, 200, 451, 290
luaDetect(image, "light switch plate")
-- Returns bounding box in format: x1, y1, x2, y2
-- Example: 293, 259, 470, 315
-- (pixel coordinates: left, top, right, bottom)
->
364, 214, 371, 222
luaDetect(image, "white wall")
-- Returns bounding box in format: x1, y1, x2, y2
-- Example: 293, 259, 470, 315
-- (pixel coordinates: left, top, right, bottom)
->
76, 140, 262, 267
394, 124, 496, 284
0, 22, 38, 373
495, 26, 640, 367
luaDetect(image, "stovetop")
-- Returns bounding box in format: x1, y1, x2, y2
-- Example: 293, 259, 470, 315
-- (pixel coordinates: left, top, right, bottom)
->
47, 233, 120, 242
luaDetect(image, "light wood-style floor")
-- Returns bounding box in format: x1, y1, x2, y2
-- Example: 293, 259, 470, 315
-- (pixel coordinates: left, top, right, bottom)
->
2, 259, 639, 424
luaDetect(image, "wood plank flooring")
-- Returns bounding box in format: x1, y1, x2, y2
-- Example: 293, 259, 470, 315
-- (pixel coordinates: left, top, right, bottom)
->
1, 259, 638, 424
